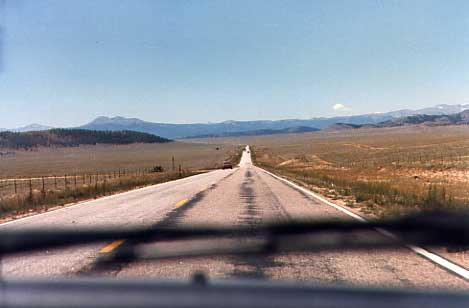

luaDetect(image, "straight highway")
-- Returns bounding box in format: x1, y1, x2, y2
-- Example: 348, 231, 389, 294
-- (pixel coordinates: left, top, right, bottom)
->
1, 146, 467, 289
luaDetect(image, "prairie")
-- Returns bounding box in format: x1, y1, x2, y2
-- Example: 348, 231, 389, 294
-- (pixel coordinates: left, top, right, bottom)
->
0, 141, 236, 178
202, 125, 469, 217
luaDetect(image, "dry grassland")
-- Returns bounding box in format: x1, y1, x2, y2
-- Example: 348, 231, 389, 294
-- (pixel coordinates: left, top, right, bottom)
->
208, 126, 469, 217
0, 141, 236, 178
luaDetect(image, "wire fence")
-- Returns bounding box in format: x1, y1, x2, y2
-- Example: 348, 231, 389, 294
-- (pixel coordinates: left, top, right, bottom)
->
0, 165, 186, 199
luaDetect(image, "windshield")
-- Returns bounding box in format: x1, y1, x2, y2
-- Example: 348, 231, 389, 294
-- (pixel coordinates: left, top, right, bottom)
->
0, 0, 468, 292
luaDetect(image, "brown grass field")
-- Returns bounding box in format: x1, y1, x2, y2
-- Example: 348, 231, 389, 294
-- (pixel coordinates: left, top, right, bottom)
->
199, 125, 469, 217
0, 141, 237, 178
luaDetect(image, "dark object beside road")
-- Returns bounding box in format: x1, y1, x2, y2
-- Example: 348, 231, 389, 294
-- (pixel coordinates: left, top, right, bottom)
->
222, 162, 233, 169
151, 166, 164, 173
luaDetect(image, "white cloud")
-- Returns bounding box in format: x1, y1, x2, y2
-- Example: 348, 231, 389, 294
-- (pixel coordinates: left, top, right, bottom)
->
333, 103, 351, 111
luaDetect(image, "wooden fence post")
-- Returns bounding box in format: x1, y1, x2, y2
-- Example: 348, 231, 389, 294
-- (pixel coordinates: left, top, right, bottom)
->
14, 179, 17, 194
29, 179, 33, 201
94, 175, 98, 198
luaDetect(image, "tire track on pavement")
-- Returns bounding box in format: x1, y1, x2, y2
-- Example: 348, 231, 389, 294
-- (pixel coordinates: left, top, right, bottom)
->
230, 168, 285, 279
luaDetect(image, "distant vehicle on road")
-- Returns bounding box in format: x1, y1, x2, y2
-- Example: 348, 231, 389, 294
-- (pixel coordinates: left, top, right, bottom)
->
222, 161, 233, 169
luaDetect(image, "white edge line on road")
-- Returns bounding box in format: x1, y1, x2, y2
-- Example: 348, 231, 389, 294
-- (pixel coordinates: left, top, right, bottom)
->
259, 167, 469, 281
0, 170, 221, 227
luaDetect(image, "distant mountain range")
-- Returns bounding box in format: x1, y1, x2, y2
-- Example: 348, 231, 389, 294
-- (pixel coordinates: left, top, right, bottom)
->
369, 104, 469, 118
0, 124, 53, 133
328, 109, 469, 130
3, 104, 469, 138
184, 126, 320, 139
78, 104, 469, 139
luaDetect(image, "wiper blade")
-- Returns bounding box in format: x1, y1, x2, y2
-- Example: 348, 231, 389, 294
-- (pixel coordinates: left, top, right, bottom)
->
0, 211, 467, 261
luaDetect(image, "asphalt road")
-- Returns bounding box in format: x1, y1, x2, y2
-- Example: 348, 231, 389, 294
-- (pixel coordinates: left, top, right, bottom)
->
1, 147, 468, 289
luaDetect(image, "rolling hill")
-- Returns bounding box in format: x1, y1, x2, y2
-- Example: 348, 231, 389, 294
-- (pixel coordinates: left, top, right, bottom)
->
0, 129, 171, 149
184, 126, 320, 138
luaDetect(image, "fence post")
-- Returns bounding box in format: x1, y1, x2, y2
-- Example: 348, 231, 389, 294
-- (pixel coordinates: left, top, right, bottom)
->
178, 164, 182, 178
65, 174, 68, 189
172, 156, 175, 172
94, 175, 98, 198
74, 175, 77, 188
14, 179, 17, 194
29, 179, 33, 201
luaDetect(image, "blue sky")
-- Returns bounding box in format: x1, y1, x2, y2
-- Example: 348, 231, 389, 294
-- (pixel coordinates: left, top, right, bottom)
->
1, 0, 469, 127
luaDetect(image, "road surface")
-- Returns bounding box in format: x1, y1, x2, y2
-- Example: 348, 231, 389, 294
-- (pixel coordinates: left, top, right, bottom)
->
1, 146, 467, 289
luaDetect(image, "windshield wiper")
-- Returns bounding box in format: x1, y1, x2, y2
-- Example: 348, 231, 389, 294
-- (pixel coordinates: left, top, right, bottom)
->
0, 210, 467, 263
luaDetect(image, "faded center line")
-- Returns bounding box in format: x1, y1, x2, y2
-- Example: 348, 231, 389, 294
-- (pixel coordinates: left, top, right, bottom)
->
99, 240, 126, 254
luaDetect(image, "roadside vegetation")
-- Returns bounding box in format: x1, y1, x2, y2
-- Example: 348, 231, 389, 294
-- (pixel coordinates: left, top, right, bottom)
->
0, 171, 199, 219
247, 125, 469, 218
